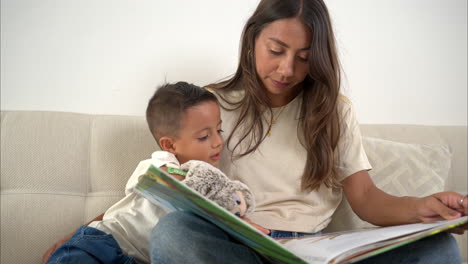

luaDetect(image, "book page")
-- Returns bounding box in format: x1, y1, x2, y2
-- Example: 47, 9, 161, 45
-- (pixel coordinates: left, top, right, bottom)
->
281, 216, 467, 264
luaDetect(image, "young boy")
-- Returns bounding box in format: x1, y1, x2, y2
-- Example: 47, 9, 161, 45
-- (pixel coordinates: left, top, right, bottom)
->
45, 82, 253, 264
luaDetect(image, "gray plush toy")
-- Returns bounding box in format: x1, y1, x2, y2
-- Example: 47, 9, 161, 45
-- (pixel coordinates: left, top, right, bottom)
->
180, 160, 255, 217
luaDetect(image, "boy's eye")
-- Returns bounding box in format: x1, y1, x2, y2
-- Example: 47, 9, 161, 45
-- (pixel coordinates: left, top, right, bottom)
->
197, 135, 208, 141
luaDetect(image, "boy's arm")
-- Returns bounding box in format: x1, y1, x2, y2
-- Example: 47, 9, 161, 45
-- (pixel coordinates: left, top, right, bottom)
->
43, 162, 183, 263
43, 158, 157, 263
88, 213, 104, 224
41, 213, 104, 264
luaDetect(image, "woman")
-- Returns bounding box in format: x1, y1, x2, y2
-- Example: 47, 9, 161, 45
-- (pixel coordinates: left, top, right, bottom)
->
150, 0, 466, 263
43, 0, 466, 263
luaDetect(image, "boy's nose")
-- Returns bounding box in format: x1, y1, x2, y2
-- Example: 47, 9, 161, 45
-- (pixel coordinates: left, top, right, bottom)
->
212, 133, 223, 148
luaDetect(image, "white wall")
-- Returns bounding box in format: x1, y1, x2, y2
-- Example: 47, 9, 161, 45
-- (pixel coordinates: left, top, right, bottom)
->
1, 0, 467, 125
327, 0, 467, 125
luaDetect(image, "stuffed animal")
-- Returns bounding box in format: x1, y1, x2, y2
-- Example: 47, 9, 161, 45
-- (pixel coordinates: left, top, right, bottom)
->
180, 160, 255, 217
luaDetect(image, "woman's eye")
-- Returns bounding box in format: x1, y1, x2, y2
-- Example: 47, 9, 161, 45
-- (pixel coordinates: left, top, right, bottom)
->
298, 56, 309, 62
197, 135, 208, 141
217, 129, 224, 134
270, 50, 282, 55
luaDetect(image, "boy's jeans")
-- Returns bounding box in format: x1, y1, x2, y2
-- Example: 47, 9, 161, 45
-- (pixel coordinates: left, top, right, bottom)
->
46, 225, 136, 264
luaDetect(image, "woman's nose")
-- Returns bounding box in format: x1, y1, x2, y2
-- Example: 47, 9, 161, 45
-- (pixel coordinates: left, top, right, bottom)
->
277, 56, 294, 78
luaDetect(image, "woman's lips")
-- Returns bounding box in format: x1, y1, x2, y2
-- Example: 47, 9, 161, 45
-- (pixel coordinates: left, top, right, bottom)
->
271, 79, 290, 89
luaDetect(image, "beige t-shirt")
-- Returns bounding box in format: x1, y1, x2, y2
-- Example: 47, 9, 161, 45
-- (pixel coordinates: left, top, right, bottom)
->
216, 90, 372, 233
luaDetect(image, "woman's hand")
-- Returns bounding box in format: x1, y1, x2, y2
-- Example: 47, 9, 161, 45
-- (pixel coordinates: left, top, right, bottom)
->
414, 192, 467, 222
413, 192, 467, 235
241, 217, 270, 235
448, 222, 468, 235
42, 213, 105, 263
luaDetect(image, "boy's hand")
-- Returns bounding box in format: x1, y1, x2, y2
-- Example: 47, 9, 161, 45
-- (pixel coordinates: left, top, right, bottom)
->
42, 213, 104, 263
41, 232, 74, 263
240, 217, 270, 235
161, 166, 185, 181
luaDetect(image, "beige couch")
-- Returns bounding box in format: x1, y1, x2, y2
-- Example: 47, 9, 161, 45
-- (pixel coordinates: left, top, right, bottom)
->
1, 110, 467, 264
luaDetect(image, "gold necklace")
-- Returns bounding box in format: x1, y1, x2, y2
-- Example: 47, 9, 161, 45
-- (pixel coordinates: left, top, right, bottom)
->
267, 106, 286, 137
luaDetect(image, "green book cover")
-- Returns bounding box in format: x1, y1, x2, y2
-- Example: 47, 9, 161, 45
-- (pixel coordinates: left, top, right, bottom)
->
135, 164, 308, 264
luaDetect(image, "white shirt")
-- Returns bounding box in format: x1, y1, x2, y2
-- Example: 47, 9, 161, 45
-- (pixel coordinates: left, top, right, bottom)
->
88, 151, 178, 264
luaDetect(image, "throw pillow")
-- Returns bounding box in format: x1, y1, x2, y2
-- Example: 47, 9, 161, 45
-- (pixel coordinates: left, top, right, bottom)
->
327, 137, 452, 231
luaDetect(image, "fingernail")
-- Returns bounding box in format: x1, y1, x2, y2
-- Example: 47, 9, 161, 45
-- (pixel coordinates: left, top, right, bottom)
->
450, 212, 461, 217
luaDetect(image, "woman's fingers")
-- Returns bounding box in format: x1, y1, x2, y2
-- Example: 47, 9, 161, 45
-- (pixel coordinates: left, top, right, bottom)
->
418, 194, 462, 222
447, 223, 468, 235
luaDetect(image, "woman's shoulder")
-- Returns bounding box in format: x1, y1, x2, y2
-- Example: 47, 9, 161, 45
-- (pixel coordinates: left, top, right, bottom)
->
204, 86, 245, 107
337, 93, 354, 115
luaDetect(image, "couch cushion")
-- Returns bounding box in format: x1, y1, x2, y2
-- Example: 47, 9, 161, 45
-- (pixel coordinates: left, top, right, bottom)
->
89, 115, 158, 193
1, 111, 92, 264
86, 115, 158, 218
0, 111, 159, 264
1, 111, 91, 194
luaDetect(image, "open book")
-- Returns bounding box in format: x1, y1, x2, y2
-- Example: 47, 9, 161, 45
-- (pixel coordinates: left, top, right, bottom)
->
135, 165, 467, 264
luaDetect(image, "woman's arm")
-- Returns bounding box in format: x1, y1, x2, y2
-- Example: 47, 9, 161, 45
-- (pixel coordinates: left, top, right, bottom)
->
41, 213, 104, 264
342, 170, 466, 226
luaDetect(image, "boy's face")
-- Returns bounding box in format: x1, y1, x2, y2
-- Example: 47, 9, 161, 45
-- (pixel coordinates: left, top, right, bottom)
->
171, 101, 223, 167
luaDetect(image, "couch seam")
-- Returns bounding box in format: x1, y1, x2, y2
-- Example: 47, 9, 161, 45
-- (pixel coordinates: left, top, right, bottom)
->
86, 115, 93, 223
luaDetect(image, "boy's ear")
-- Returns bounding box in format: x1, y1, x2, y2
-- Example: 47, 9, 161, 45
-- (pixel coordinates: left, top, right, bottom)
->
159, 136, 176, 153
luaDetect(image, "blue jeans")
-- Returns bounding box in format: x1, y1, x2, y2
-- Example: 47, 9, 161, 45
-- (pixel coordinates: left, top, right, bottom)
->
46, 225, 136, 264
150, 211, 462, 264
269, 230, 321, 239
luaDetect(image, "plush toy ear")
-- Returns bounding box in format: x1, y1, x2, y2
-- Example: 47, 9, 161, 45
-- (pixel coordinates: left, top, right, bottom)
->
159, 136, 176, 153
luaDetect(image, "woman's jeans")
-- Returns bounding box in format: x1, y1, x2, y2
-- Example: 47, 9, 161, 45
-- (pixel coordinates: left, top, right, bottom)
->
150, 211, 462, 264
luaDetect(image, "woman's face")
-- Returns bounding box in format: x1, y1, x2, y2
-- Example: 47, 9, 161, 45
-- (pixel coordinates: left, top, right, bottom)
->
254, 17, 311, 107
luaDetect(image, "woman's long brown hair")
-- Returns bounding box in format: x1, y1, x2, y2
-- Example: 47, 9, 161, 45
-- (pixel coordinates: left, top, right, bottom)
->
208, 0, 342, 191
